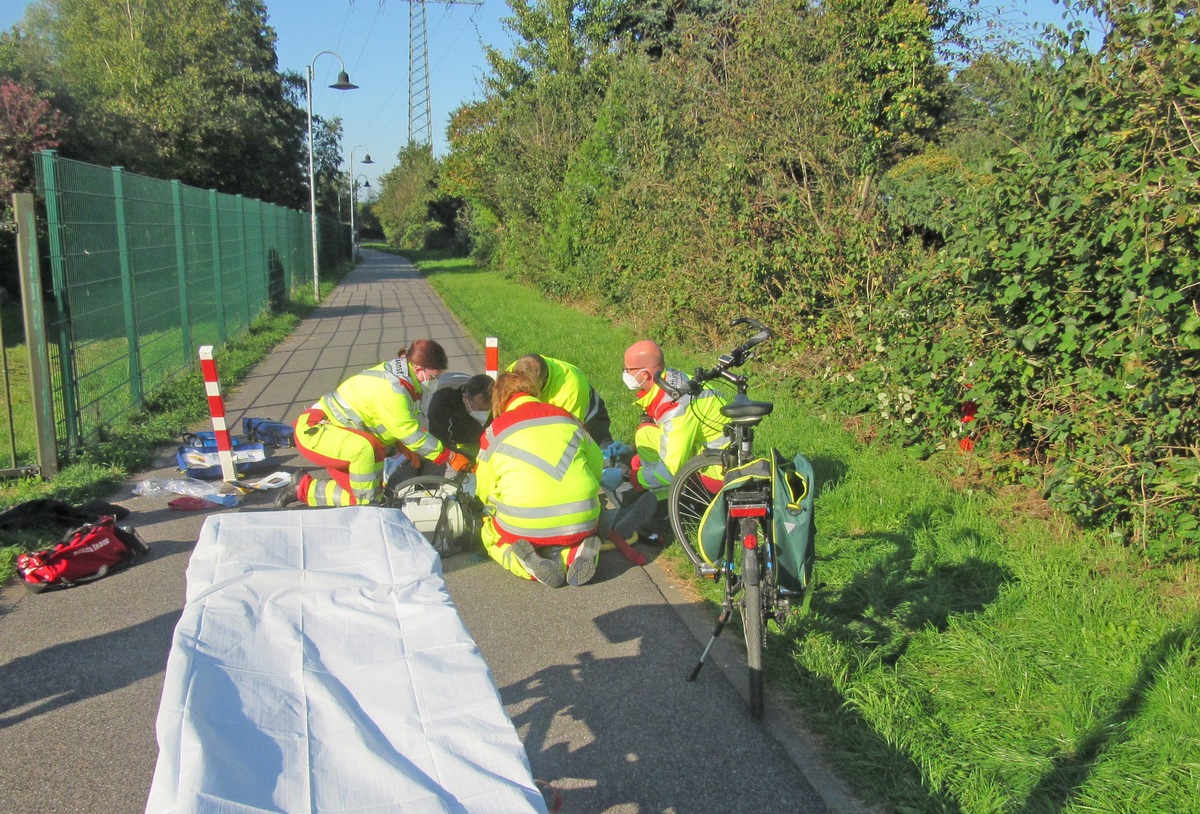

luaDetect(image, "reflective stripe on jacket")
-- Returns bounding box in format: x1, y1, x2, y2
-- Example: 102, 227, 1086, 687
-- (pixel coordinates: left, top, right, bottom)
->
316, 358, 446, 462
475, 394, 602, 546
634, 367, 729, 490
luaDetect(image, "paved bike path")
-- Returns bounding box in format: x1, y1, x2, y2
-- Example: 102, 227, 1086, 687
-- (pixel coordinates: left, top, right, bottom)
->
0, 250, 862, 814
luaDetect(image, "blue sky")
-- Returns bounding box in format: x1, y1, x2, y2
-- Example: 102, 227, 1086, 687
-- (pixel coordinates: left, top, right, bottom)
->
2, 1, 1093, 189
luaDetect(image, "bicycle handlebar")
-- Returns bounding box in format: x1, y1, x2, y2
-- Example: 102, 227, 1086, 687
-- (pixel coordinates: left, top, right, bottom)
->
654, 316, 773, 399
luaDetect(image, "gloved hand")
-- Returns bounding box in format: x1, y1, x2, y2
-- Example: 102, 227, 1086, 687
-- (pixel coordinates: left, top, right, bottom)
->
600, 467, 625, 491
603, 441, 633, 467
447, 451, 473, 473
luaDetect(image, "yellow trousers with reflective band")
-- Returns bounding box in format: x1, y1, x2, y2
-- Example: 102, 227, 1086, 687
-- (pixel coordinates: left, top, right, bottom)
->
294, 418, 385, 507
481, 517, 588, 581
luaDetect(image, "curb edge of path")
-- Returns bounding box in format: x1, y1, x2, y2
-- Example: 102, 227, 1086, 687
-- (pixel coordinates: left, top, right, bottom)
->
642, 557, 877, 814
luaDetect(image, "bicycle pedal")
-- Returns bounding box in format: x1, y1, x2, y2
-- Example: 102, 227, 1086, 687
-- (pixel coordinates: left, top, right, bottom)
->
695, 563, 721, 580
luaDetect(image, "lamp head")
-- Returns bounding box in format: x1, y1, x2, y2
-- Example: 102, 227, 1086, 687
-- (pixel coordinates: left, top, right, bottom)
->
330, 71, 358, 91
362, 153, 374, 165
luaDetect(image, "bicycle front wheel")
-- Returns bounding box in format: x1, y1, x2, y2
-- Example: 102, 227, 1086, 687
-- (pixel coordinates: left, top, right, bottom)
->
742, 542, 765, 719
668, 452, 726, 565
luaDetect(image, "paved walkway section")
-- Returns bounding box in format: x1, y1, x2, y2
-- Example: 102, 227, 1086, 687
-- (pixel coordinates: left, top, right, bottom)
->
0, 250, 862, 814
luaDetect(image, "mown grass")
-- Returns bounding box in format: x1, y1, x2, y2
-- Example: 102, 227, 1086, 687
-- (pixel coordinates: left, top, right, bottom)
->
0, 272, 351, 580
405, 250, 1200, 814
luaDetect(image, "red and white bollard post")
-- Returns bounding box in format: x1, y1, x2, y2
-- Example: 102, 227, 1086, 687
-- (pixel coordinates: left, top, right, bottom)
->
485, 337, 499, 380
198, 346, 237, 482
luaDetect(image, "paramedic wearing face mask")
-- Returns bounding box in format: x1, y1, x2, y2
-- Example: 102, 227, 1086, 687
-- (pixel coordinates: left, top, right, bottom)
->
426, 373, 494, 456
277, 339, 472, 508
621, 339, 730, 497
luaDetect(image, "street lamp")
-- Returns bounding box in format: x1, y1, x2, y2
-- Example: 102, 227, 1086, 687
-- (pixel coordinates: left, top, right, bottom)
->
347, 144, 374, 258
352, 175, 371, 248
306, 50, 358, 302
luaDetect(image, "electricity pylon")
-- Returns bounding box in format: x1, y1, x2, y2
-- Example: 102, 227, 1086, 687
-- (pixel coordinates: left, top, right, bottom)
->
403, 0, 482, 148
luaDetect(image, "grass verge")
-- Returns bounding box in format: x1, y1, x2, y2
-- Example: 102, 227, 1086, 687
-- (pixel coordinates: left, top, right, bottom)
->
404, 250, 1200, 814
0, 270, 351, 581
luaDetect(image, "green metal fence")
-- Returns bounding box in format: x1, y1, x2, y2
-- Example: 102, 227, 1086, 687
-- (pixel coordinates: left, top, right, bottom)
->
31, 150, 349, 462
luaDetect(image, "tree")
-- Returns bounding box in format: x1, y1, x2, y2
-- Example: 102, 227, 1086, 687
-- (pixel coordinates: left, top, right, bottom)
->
8, 0, 308, 206
0, 76, 66, 208
374, 142, 460, 250
310, 113, 345, 217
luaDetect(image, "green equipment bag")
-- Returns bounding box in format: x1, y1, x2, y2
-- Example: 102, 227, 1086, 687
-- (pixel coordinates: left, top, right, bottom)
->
696, 448, 816, 593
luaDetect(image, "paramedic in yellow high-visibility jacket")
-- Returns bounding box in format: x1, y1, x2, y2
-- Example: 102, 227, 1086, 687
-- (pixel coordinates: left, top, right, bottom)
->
623, 339, 729, 497
508, 353, 613, 448
280, 339, 472, 508
476, 370, 604, 587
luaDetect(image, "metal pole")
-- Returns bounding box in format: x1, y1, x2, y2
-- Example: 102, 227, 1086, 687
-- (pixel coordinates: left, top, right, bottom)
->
306, 64, 319, 301
12, 193, 56, 477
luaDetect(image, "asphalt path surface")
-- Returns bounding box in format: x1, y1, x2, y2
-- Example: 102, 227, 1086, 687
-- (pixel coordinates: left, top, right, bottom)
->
0, 251, 866, 814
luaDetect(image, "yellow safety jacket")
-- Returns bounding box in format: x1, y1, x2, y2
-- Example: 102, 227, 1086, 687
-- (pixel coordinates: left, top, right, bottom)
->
476, 394, 602, 546
634, 367, 729, 491
507, 356, 595, 424
316, 359, 448, 463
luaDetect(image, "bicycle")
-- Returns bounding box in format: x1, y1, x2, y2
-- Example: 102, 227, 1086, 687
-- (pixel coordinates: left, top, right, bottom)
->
662, 317, 811, 719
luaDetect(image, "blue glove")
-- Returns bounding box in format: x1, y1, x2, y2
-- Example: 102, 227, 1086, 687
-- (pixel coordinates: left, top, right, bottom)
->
604, 441, 633, 467
600, 467, 625, 491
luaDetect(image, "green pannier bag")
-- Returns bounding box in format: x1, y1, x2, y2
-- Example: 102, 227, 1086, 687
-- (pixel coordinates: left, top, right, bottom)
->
696, 448, 816, 593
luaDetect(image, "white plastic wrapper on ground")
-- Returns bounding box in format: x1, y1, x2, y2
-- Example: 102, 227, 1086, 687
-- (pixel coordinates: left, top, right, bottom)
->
145, 507, 546, 814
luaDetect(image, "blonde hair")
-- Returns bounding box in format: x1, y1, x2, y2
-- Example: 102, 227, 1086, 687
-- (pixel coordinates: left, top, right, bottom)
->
492, 370, 538, 416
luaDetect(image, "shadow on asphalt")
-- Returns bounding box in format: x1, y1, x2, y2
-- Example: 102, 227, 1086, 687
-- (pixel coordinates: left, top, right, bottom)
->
0, 610, 179, 730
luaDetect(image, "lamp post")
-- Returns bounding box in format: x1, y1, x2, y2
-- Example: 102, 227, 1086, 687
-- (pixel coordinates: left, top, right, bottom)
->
352, 175, 371, 248
306, 50, 358, 302
347, 145, 373, 258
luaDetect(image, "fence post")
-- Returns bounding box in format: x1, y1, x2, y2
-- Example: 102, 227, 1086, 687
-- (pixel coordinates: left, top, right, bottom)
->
112, 167, 143, 407
37, 149, 80, 455
12, 193, 58, 478
237, 194, 250, 327
209, 189, 226, 342
172, 180, 192, 362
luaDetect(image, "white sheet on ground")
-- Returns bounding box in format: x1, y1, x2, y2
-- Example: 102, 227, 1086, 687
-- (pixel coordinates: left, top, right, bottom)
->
146, 507, 546, 814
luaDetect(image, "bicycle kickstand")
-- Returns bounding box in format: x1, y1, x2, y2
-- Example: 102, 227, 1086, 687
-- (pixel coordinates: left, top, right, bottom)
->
687, 608, 732, 682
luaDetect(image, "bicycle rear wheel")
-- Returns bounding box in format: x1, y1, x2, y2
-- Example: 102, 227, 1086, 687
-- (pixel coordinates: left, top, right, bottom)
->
741, 543, 765, 719
667, 452, 726, 565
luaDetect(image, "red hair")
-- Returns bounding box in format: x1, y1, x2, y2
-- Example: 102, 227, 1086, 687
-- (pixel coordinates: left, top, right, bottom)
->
400, 339, 448, 370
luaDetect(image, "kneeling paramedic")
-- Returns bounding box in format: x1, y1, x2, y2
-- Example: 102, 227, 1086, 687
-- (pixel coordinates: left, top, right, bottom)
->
508, 353, 613, 448
476, 370, 604, 587
621, 339, 729, 497
279, 339, 472, 508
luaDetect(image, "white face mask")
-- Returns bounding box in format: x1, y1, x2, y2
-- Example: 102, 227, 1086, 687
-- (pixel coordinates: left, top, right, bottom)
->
623, 370, 644, 391
469, 409, 489, 424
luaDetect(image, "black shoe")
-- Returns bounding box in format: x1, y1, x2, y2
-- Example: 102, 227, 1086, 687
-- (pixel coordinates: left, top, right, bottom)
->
274, 482, 300, 509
